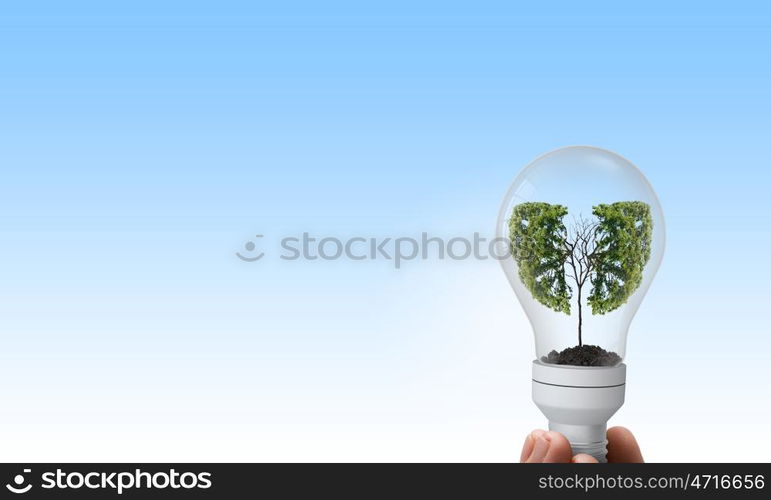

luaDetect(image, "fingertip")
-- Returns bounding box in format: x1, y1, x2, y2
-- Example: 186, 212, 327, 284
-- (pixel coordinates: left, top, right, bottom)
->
607, 426, 644, 463
608, 426, 633, 436
520, 429, 546, 463
525, 430, 551, 463
571, 453, 599, 463
541, 431, 573, 463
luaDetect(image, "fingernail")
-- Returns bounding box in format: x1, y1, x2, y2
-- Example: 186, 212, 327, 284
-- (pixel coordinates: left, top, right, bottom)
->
527, 434, 551, 462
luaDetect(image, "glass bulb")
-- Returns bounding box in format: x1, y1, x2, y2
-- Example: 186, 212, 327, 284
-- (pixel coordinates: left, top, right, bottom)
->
497, 146, 665, 366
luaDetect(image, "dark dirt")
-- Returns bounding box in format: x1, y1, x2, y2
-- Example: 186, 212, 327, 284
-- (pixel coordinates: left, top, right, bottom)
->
541, 345, 622, 367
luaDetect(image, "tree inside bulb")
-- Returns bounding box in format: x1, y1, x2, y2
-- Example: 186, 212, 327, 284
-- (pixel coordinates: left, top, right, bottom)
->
508, 200, 652, 367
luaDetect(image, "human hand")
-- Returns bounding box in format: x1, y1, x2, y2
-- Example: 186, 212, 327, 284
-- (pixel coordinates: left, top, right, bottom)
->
520, 426, 644, 463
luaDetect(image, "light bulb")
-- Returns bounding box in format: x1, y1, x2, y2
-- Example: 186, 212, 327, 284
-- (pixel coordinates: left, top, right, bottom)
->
497, 146, 665, 462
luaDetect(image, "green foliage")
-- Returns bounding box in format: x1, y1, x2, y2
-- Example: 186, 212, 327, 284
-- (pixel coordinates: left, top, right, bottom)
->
508, 200, 654, 321
588, 201, 653, 314
508, 202, 571, 314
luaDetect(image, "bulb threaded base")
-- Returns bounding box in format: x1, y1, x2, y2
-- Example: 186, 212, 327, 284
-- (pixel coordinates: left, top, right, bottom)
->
570, 440, 609, 463
549, 422, 608, 463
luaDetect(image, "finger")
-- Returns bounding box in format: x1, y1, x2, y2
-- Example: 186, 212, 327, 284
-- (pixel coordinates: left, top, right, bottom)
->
520, 435, 534, 463
521, 430, 546, 462
571, 453, 599, 463
523, 429, 547, 463
607, 426, 644, 463
520, 430, 544, 462
541, 431, 573, 463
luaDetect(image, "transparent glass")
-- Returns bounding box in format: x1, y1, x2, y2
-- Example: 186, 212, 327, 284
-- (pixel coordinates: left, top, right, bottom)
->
497, 146, 665, 366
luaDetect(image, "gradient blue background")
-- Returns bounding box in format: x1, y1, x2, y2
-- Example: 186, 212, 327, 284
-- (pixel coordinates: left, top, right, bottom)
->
1, 1, 769, 461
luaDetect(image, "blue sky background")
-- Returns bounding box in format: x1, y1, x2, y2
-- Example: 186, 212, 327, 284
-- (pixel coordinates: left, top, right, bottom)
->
1, 1, 769, 461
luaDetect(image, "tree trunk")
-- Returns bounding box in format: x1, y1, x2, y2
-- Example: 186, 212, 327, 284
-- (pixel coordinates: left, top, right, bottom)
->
577, 285, 583, 347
